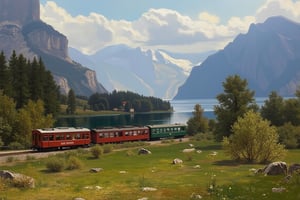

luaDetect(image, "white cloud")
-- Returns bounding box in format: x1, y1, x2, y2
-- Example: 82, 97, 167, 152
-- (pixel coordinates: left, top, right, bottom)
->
256, 0, 300, 23
40, 0, 300, 55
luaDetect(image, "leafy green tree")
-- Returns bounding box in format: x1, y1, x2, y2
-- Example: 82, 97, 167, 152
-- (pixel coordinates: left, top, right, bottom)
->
187, 104, 209, 135
282, 98, 300, 126
223, 110, 286, 163
277, 123, 300, 149
260, 91, 285, 126
14, 100, 54, 148
0, 91, 17, 145
214, 75, 257, 140
66, 89, 76, 114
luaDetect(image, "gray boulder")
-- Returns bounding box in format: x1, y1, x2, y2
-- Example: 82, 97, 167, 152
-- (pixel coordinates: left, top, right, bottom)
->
138, 148, 152, 155
263, 161, 287, 175
0, 170, 35, 188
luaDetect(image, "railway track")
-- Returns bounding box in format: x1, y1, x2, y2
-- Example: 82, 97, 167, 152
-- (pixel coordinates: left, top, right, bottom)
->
0, 150, 36, 157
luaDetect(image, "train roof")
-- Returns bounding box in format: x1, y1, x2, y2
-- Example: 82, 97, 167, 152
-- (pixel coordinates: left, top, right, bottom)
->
34, 127, 90, 133
92, 126, 148, 131
146, 123, 186, 128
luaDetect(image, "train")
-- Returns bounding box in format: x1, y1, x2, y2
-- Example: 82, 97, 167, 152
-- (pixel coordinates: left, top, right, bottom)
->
32, 124, 187, 151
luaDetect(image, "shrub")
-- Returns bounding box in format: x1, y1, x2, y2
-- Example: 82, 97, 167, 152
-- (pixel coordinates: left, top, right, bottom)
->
90, 145, 103, 159
46, 158, 65, 172
103, 144, 114, 154
66, 156, 83, 170
11, 175, 34, 188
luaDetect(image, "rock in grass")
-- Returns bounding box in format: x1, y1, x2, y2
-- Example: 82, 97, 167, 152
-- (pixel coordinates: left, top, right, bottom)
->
172, 158, 183, 164
90, 168, 103, 173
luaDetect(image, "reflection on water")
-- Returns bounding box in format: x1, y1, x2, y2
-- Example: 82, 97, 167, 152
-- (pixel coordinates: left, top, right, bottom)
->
57, 98, 270, 128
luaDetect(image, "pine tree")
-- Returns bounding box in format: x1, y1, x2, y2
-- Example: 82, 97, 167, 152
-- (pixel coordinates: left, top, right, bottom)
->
66, 89, 76, 114
214, 75, 257, 140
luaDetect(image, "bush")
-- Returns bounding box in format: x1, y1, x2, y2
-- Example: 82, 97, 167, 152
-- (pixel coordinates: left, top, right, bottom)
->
103, 144, 114, 154
46, 158, 65, 172
223, 111, 286, 163
66, 156, 83, 170
90, 145, 103, 159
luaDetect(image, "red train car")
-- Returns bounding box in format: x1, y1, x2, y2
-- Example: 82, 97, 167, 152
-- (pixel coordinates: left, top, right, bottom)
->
91, 126, 149, 144
32, 127, 91, 151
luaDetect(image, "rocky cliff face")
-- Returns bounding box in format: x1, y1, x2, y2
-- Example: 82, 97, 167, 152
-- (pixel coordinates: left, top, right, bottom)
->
0, 0, 107, 96
175, 16, 300, 99
0, 0, 40, 25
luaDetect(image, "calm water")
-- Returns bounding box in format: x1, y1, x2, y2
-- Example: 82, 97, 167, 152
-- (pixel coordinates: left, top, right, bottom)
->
55, 98, 268, 129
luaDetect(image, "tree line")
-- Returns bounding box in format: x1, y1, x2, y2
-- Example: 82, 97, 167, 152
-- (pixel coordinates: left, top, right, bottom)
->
187, 75, 300, 163
0, 51, 60, 116
0, 51, 60, 149
87, 90, 172, 112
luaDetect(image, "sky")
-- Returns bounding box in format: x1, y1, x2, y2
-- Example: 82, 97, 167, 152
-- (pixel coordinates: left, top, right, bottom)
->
39, 0, 300, 55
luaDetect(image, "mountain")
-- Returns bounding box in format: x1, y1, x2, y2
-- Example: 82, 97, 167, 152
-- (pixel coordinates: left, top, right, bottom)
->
69, 45, 203, 99
0, 0, 107, 96
174, 16, 300, 99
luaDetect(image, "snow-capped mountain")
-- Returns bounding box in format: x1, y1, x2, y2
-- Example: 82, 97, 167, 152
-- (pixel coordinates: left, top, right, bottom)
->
69, 45, 206, 99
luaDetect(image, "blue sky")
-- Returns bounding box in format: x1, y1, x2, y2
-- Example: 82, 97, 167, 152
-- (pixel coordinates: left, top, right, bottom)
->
39, 0, 300, 54
40, 0, 265, 22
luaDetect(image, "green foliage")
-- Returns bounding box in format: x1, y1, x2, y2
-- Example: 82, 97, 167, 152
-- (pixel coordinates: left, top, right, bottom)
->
187, 104, 209, 135
66, 89, 76, 114
66, 156, 83, 170
277, 123, 300, 149
103, 144, 114, 154
223, 110, 286, 163
0, 51, 60, 116
214, 75, 257, 141
90, 145, 103, 159
88, 90, 171, 112
261, 91, 285, 126
46, 158, 65, 172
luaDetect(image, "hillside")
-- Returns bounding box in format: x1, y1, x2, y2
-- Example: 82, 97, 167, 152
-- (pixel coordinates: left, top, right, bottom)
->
0, 0, 107, 96
175, 16, 300, 99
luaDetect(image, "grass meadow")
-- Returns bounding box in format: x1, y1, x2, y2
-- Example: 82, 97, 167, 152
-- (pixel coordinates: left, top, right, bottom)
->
0, 140, 300, 200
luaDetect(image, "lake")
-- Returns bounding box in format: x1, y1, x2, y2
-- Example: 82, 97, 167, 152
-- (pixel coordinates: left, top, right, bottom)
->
55, 98, 268, 128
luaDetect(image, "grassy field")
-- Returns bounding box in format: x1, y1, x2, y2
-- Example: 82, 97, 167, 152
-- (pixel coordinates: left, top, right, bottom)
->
1, 140, 300, 200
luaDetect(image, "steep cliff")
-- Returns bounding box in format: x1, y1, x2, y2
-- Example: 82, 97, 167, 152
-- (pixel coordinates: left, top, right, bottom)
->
0, 0, 107, 96
175, 16, 300, 99
0, 0, 40, 25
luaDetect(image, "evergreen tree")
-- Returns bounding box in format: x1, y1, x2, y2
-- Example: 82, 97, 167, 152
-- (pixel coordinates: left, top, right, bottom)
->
186, 104, 208, 135
214, 75, 257, 140
260, 91, 285, 126
29, 57, 44, 101
13, 54, 30, 109
66, 89, 76, 114
0, 51, 9, 94
42, 70, 60, 116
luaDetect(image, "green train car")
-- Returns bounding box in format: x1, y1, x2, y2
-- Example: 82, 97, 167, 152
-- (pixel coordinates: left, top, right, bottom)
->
147, 123, 187, 140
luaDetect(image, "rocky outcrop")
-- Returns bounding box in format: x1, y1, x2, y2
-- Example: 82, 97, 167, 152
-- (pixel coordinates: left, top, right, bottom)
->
0, 0, 40, 26
0, 0, 107, 96
23, 21, 69, 60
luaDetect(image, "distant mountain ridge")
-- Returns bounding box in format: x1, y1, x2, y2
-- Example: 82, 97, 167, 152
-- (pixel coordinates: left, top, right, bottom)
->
0, 0, 107, 96
69, 45, 205, 99
175, 16, 300, 99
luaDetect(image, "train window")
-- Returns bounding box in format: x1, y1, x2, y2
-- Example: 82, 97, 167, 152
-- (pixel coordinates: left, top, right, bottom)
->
66, 134, 71, 140
56, 135, 60, 140
115, 132, 120, 137
84, 134, 89, 139
43, 135, 48, 141
76, 134, 81, 139
49, 135, 54, 141
133, 131, 137, 136
104, 133, 109, 138
99, 133, 104, 138
125, 131, 129, 136
110, 133, 114, 138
